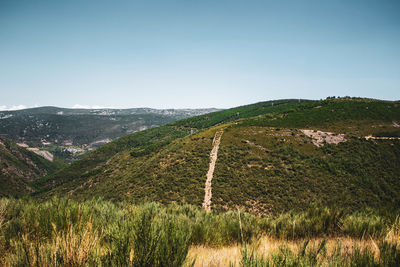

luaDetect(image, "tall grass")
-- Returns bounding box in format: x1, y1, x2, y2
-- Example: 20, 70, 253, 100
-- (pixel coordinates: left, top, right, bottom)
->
341, 211, 386, 239
0, 198, 192, 266
240, 240, 331, 267
0, 198, 9, 228
259, 205, 344, 239
240, 240, 400, 267
0, 197, 399, 266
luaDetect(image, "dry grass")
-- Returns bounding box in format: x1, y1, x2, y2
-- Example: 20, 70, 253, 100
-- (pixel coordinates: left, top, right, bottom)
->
188, 236, 388, 267
2, 198, 399, 266
385, 216, 400, 244
189, 245, 241, 267
0, 199, 8, 229
52, 220, 101, 266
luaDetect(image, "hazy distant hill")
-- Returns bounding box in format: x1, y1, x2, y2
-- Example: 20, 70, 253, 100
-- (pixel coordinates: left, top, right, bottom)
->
33, 98, 400, 214
0, 106, 218, 161
0, 136, 64, 197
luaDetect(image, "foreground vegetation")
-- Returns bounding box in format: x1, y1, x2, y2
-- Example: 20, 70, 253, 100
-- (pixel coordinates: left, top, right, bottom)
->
0, 198, 399, 266
239, 238, 400, 267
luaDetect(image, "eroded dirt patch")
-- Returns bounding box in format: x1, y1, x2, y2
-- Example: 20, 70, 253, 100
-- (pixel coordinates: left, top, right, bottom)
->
33, 150, 54, 162
301, 130, 346, 147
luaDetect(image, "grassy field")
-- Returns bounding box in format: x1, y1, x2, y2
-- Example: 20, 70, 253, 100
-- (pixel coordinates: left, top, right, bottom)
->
0, 198, 399, 266
190, 237, 398, 266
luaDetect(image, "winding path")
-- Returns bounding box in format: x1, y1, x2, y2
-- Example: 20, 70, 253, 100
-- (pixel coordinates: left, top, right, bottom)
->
202, 129, 224, 212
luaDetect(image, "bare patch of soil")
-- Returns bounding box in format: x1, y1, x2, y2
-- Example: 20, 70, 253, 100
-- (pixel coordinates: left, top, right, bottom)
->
301, 130, 346, 147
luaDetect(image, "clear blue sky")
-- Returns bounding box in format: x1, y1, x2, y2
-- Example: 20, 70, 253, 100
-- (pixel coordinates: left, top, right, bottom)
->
0, 0, 399, 109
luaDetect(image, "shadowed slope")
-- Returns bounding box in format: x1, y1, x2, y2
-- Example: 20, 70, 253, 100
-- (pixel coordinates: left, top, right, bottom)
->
0, 136, 64, 197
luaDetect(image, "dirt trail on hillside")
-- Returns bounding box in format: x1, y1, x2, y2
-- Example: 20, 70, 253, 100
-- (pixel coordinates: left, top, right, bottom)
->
365, 135, 400, 140
202, 129, 224, 212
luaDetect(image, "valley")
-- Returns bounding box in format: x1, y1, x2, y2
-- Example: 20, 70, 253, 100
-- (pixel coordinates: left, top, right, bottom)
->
0, 106, 218, 162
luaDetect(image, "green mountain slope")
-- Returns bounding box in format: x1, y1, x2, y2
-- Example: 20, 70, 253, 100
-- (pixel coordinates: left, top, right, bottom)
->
36, 98, 400, 213
0, 136, 64, 197
33, 100, 303, 191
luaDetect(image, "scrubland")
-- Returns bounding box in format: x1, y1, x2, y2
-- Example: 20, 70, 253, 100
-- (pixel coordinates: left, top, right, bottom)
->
0, 198, 399, 266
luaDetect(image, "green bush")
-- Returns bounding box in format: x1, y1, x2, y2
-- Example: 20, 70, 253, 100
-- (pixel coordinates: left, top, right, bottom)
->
341, 212, 386, 238
260, 205, 344, 239
239, 240, 400, 267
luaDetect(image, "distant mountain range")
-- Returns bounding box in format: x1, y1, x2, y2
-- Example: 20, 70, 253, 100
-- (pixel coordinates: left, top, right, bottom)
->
0, 106, 219, 161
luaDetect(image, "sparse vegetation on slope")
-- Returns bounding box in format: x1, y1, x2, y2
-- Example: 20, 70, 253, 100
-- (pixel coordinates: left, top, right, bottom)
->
244, 98, 400, 136
212, 126, 400, 213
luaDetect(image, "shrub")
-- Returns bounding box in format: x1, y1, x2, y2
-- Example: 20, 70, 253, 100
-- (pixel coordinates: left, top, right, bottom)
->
259, 206, 344, 239
1, 197, 400, 266
341, 212, 386, 238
